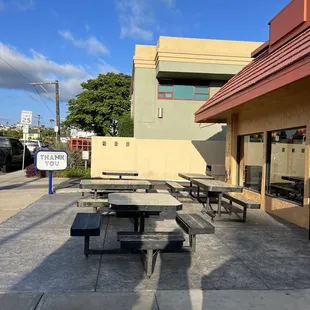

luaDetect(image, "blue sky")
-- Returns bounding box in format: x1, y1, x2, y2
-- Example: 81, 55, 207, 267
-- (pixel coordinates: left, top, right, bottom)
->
0, 0, 290, 126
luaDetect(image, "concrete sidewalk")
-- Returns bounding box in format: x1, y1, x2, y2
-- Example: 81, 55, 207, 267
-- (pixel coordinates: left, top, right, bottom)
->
1, 289, 310, 309
0, 170, 67, 224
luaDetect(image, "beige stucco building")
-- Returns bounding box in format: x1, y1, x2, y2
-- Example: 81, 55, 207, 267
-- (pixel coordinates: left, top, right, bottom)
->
195, 0, 310, 229
131, 36, 262, 140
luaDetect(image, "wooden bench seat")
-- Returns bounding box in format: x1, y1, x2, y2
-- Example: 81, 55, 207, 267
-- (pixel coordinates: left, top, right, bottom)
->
117, 232, 185, 277
222, 193, 261, 222
176, 213, 215, 252
71, 213, 102, 257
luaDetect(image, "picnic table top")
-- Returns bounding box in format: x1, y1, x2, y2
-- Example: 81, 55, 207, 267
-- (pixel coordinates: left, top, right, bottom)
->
102, 170, 138, 176
178, 173, 214, 181
108, 193, 183, 211
80, 179, 152, 190
192, 179, 243, 193
281, 175, 304, 183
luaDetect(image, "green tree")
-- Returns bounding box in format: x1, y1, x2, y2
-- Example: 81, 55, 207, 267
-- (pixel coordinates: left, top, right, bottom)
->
0, 129, 22, 139
118, 113, 134, 137
66, 72, 131, 136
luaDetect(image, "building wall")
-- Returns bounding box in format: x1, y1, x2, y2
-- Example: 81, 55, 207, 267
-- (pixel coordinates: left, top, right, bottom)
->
226, 77, 310, 228
91, 137, 225, 180
132, 37, 262, 140
133, 67, 226, 140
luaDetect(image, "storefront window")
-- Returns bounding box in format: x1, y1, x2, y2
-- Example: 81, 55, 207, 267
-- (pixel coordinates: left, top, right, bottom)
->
266, 127, 306, 204
238, 133, 264, 192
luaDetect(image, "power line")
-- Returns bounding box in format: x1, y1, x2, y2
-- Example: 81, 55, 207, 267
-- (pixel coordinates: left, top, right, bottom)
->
39, 84, 56, 101
33, 86, 55, 118
0, 55, 32, 83
0, 54, 56, 118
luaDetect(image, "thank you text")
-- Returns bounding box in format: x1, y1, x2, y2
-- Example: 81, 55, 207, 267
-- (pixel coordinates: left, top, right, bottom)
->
35, 150, 68, 171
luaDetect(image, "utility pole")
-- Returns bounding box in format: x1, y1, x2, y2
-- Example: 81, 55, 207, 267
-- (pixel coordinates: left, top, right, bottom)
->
35, 114, 42, 128
55, 80, 60, 142
35, 114, 42, 138
30, 80, 60, 142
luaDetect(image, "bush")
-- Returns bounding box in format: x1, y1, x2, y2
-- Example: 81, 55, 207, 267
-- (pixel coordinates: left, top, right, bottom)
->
118, 113, 134, 137
25, 164, 46, 178
53, 167, 91, 178
50, 142, 86, 168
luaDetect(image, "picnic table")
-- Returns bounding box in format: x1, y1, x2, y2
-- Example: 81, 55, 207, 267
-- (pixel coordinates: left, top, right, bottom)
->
192, 179, 242, 218
109, 193, 182, 232
178, 173, 214, 181
281, 175, 304, 183
80, 179, 153, 198
102, 170, 138, 179
178, 173, 214, 198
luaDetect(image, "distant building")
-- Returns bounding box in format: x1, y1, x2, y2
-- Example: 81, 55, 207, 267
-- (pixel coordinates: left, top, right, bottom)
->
70, 128, 95, 138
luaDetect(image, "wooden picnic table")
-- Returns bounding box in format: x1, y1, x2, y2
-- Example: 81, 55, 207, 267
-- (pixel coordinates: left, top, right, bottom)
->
102, 170, 138, 179
192, 179, 243, 218
80, 179, 153, 198
109, 193, 182, 232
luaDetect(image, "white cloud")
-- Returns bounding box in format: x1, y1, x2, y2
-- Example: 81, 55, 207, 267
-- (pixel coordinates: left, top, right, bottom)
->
59, 30, 109, 55
160, 0, 175, 7
116, 0, 154, 41
0, 42, 118, 101
0, 0, 35, 11
115, 0, 178, 41
15, 0, 35, 11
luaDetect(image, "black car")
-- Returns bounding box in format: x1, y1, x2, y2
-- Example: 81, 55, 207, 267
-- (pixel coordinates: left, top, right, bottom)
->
0, 137, 31, 172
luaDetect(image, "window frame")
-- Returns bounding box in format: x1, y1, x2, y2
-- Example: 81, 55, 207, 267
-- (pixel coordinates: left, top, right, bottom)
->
157, 80, 209, 101
265, 125, 307, 205
237, 132, 264, 194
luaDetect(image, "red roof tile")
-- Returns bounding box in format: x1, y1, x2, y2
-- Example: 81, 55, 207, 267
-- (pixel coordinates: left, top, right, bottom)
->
195, 28, 310, 120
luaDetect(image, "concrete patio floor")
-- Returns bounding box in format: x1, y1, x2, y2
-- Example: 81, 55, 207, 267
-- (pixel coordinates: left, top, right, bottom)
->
0, 192, 310, 309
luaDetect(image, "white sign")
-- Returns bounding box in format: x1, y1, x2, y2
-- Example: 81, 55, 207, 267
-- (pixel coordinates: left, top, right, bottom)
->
22, 124, 29, 134
21, 110, 32, 125
35, 150, 68, 171
82, 151, 89, 160
54, 126, 59, 133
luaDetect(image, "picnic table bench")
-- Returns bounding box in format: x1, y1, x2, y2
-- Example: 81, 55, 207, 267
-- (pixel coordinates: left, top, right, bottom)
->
102, 170, 138, 179
165, 181, 191, 198
222, 193, 260, 222
80, 179, 153, 198
70, 213, 102, 257
176, 213, 215, 252
117, 232, 185, 277
77, 198, 109, 213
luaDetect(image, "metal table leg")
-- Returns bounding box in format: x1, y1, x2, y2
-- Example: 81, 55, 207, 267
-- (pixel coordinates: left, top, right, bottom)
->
218, 193, 223, 216
139, 212, 145, 232
134, 214, 139, 232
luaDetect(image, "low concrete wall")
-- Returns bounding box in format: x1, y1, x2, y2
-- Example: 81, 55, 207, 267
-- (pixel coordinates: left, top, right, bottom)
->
91, 137, 225, 179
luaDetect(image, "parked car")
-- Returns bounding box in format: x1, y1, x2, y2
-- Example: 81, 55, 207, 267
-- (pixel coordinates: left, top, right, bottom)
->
20, 139, 49, 157
0, 137, 31, 172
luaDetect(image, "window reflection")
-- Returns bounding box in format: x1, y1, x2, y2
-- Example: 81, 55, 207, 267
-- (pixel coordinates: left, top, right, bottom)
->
239, 133, 264, 192
267, 127, 306, 204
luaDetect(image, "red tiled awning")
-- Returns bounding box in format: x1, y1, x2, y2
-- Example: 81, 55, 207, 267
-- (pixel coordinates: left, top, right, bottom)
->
195, 28, 310, 123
